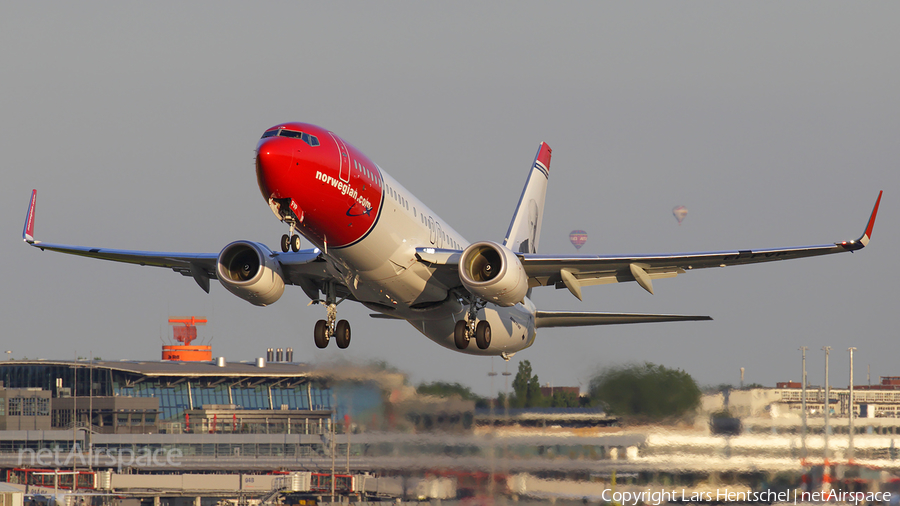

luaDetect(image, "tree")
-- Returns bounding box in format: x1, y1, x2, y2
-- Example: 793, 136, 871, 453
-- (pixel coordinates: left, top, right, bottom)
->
511, 360, 545, 408
589, 362, 700, 422
417, 381, 488, 408
418, 381, 477, 400
549, 390, 579, 408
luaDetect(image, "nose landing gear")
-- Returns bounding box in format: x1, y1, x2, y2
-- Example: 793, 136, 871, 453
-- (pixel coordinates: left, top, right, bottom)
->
269, 197, 303, 253
281, 233, 302, 252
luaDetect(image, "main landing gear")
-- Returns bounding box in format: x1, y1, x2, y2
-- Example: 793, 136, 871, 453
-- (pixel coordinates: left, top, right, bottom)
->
454, 298, 491, 350
312, 282, 351, 349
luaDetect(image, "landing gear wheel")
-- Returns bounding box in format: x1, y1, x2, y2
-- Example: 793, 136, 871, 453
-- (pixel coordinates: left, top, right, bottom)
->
475, 321, 492, 350
290, 234, 301, 252
454, 320, 470, 350
314, 320, 330, 349
281, 234, 291, 253
335, 320, 351, 349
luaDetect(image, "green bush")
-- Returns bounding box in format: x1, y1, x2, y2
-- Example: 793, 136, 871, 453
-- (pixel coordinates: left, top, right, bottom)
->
589, 362, 700, 422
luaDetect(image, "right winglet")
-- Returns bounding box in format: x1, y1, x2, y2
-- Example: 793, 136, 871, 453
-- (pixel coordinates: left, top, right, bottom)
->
23, 190, 36, 244
841, 190, 882, 251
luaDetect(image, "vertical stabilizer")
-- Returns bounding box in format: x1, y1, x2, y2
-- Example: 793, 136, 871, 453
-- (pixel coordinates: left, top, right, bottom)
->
503, 143, 551, 254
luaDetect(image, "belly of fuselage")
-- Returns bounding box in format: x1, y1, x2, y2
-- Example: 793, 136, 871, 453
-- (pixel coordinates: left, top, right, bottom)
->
407, 303, 537, 356
334, 240, 458, 320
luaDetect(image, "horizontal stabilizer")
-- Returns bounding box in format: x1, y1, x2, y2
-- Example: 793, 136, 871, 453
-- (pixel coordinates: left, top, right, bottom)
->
534, 310, 712, 328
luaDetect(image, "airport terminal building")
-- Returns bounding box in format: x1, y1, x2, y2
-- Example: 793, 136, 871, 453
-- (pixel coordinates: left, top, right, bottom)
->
0, 359, 393, 437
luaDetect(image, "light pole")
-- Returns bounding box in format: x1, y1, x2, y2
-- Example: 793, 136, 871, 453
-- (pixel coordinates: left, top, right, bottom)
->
488, 359, 498, 418
849, 347, 856, 461
5, 350, 10, 361
823, 346, 831, 462
502, 364, 512, 419
800, 346, 808, 459
488, 359, 498, 497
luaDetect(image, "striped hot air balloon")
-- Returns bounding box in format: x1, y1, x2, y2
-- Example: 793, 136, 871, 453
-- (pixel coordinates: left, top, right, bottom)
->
569, 230, 588, 250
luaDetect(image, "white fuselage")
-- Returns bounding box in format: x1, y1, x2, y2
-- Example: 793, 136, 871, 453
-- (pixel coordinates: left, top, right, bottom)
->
320, 170, 536, 356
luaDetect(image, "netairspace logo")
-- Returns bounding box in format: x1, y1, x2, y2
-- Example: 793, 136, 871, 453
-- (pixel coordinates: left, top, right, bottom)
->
18, 448, 183, 472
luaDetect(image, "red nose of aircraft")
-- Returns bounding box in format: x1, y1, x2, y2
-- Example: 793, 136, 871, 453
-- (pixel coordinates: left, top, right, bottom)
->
255, 136, 295, 201
254, 123, 383, 249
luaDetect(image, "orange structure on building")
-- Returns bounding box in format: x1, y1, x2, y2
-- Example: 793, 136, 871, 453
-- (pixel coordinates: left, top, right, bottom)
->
162, 316, 212, 361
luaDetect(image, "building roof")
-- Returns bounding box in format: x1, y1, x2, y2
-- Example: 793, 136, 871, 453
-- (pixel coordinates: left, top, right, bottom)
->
4, 359, 316, 379
0, 360, 410, 392
474, 407, 613, 421
0, 482, 24, 493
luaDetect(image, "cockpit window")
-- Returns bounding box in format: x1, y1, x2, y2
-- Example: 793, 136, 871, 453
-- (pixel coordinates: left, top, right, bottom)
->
260, 129, 320, 146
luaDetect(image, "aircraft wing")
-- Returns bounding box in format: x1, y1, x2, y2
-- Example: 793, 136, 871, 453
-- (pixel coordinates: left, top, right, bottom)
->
416, 192, 881, 301
21, 190, 326, 294
524, 191, 881, 299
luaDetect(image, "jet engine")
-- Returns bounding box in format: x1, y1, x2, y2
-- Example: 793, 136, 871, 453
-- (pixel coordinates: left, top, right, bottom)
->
459, 241, 528, 307
217, 241, 285, 306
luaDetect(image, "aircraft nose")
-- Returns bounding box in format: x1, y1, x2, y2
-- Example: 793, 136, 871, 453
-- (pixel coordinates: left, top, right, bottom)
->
255, 137, 295, 200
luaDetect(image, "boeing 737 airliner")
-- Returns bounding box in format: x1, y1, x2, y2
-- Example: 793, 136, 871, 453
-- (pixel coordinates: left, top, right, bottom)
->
22, 122, 882, 359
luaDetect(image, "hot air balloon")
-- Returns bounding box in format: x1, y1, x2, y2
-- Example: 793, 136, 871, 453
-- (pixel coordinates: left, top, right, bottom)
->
672, 206, 688, 225
569, 230, 588, 250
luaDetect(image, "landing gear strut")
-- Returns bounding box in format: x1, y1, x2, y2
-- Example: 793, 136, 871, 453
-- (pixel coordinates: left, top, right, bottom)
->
313, 282, 351, 349
454, 297, 491, 350
271, 198, 303, 253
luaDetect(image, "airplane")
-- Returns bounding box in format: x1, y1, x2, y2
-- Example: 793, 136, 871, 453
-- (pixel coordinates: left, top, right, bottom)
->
22, 122, 882, 359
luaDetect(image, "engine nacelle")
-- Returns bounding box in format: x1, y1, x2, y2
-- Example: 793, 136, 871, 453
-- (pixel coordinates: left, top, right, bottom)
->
217, 241, 285, 306
459, 241, 528, 307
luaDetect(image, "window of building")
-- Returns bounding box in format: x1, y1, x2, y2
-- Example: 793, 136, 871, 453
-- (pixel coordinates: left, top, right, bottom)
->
8, 398, 21, 416
309, 384, 333, 411
53, 409, 71, 427
22, 398, 36, 416
271, 387, 311, 410
193, 385, 230, 407
232, 386, 269, 410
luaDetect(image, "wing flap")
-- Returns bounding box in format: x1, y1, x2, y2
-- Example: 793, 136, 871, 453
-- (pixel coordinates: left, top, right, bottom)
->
534, 310, 712, 328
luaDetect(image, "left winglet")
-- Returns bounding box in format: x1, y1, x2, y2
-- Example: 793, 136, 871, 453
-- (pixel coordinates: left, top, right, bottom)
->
842, 190, 882, 251
23, 190, 36, 244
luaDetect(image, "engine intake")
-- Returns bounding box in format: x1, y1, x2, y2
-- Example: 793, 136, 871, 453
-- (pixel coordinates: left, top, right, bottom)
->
217, 241, 285, 306
459, 241, 527, 307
